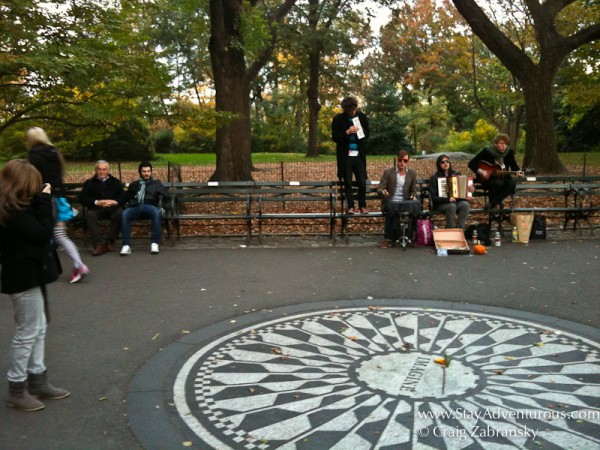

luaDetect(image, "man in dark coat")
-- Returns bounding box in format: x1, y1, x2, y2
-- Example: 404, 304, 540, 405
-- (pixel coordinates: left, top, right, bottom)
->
79, 160, 126, 256
331, 96, 370, 214
469, 134, 523, 210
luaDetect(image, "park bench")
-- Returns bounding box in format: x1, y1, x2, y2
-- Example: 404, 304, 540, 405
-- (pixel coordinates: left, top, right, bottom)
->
62, 182, 88, 235
63, 182, 172, 246
337, 175, 600, 241
62, 174, 599, 245
337, 180, 384, 243
164, 181, 255, 244
255, 181, 337, 243
483, 175, 600, 234
337, 179, 487, 243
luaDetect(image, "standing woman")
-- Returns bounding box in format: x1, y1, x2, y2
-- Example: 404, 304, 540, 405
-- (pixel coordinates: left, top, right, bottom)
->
26, 127, 89, 283
0, 160, 70, 411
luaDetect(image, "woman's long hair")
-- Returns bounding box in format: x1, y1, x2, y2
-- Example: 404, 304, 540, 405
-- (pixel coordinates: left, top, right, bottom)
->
0, 159, 42, 226
26, 127, 53, 148
436, 154, 452, 173
26, 126, 65, 177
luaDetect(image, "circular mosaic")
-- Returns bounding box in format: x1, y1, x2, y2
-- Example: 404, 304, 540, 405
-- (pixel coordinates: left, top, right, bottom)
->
174, 307, 600, 449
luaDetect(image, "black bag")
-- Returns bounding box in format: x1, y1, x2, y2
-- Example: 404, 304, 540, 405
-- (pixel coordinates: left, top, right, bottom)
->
529, 214, 546, 240
465, 223, 491, 246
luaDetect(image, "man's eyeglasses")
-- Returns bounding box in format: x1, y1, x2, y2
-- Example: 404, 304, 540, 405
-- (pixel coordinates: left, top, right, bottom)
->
441, 160, 450, 164
399, 158, 409, 163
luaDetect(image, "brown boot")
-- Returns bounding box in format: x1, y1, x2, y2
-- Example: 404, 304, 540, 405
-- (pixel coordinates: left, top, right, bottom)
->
27, 371, 70, 400
7, 381, 45, 411
92, 244, 106, 256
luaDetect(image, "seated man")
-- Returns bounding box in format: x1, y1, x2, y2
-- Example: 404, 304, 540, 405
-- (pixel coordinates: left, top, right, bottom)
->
79, 160, 126, 256
120, 161, 170, 256
428, 154, 473, 229
468, 134, 523, 210
376, 150, 422, 248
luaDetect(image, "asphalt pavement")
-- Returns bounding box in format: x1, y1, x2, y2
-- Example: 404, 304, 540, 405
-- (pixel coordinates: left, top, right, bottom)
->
0, 231, 598, 449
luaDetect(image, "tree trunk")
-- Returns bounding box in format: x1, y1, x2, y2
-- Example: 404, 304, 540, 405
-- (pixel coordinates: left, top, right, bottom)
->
520, 70, 565, 174
449, 0, 600, 175
305, 0, 322, 158
209, 0, 253, 181
306, 49, 321, 157
508, 104, 524, 155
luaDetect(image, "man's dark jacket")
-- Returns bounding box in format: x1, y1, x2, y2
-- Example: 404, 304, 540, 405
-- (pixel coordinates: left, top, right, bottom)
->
79, 174, 126, 209
331, 111, 370, 180
124, 178, 170, 208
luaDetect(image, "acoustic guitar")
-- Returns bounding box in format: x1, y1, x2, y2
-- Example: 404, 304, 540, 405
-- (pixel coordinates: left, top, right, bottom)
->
477, 161, 535, 182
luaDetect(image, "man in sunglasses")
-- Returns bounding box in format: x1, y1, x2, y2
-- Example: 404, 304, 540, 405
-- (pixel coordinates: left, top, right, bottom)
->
331, 96, 370, 214
377, 150, 421, 248
428, 154, 472, 229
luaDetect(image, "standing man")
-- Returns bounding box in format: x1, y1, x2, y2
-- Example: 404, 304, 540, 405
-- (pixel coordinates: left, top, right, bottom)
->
79, 160, 125, 256
120, 161, 170, 256
332, 96, 370, 214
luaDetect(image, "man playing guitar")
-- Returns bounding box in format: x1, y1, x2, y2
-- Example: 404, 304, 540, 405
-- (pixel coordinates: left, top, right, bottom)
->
468, 134, 524, 210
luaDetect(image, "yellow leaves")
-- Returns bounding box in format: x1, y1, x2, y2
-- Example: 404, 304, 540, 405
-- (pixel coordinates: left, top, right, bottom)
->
271, 347, 289, 360
434, 355, 451, 367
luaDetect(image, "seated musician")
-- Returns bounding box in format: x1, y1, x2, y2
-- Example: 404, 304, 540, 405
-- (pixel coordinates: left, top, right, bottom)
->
376, 150, 422, 248
428, 154, 473, 229
468, 134, 524, 210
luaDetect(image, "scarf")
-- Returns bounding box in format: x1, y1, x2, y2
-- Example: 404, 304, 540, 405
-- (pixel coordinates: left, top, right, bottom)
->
136, 179, 147, 204
486, 145, 506, 159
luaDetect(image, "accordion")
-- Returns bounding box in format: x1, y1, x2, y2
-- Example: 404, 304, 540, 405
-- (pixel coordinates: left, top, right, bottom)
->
437, 175, 473, 201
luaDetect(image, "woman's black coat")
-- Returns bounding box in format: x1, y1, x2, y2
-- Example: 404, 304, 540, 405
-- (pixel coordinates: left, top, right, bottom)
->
0, 193, 61, 294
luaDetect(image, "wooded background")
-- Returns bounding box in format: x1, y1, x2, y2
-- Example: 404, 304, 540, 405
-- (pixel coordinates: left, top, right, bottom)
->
1, 0, 598, 179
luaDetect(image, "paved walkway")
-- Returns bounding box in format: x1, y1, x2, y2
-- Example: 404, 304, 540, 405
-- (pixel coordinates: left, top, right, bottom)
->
0, 231, 598, 449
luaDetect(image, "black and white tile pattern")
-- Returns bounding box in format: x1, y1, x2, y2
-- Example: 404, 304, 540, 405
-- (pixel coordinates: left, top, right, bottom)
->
173, 307, 600, 449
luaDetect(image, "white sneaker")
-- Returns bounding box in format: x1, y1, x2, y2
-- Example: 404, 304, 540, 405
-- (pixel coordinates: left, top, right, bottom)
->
120, 245, 131, 256
150, 243, 159, 254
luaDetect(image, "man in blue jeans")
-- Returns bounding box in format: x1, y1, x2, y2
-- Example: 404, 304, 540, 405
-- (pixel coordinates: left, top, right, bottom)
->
120, 161, 170, 255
